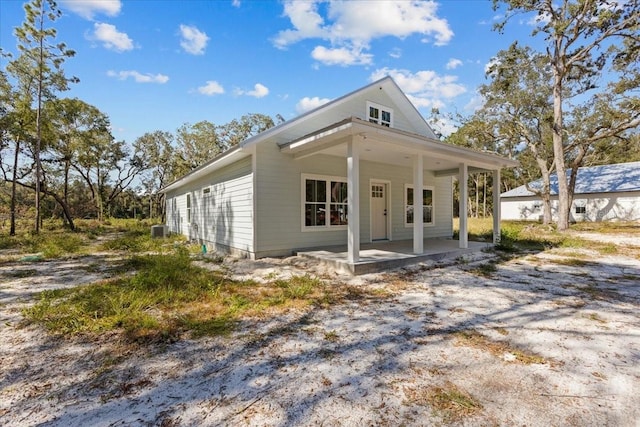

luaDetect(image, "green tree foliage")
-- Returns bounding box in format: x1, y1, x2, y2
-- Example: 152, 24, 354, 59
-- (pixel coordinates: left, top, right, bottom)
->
174, 120, 221, 176
218, 113, 282, 149
451, 44, 558, 223
1, 55, 38, 235
134, 131, 175, 220
494, 0, 640, 230
173, 113, 282, 178
10, 0, 77, 232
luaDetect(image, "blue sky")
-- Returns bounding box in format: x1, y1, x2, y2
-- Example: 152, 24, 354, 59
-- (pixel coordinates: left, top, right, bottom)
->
0, 0, 543, 142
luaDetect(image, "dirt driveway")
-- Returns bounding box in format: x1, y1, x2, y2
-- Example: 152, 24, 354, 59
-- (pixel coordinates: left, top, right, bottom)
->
1, 241, 639, 426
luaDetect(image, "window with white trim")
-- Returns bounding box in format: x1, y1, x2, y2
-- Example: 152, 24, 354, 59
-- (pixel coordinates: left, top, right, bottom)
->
367, 101, 393, 127
405, 185, 434, 226
575, 205, 586, 214
303, 175, 348, 229
202, 187, 212, 198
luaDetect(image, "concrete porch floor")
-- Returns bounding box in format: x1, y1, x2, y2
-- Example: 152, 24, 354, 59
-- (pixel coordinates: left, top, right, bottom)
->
296, 238, 492, 275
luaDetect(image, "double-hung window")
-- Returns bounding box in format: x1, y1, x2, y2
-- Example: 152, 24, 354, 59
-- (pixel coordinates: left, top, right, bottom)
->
405, 185, 434, 226
303, 175, 348, 230
367, 102, 392, 127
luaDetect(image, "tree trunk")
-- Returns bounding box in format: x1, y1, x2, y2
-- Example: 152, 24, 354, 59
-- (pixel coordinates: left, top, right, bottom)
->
45, 189, 75, 231
10, 138, 20, 236
474, 176, 479, 218
160, 194, 166, 223
483, 173, 487, 218
61, 159, 70, 226
552, 44, 570, 230
34, 1, 45, 234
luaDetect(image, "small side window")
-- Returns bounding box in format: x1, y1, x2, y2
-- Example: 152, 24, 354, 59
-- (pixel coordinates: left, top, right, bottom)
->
186, 194, 191, 222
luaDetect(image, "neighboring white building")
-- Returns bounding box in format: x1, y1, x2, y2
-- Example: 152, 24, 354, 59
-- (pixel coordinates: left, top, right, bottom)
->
501, 161, 640, 222
161, 77, 516, 265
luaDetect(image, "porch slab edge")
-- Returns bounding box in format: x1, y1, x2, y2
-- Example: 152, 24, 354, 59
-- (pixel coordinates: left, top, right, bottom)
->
297, 243, 491, 275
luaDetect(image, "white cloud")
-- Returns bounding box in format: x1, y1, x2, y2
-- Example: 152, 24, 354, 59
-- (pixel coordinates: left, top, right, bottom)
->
389, 47, 402, 59
91, 23, 133, 52
527, 11, 551, 26
296, 96, 331, 114
464, 95, 485, 112
107, 70, 168, 84
236, 83, 270, 98
446, 58, 463, 70
179, 25, 209, 55
370, 67, 466, 108
232, 0, 241, 6
273, 0, 453, 66
60, 0, 121, 20
311, 46, 372, 66
272, 1, 327, 48
198, 80, 225, 95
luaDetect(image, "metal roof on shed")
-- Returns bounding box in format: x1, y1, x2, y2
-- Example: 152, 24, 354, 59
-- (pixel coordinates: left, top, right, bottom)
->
501, 161, 640, 198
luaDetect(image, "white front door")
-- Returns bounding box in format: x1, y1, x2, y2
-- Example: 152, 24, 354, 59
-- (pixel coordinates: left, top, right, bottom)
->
371, 183, 388, 240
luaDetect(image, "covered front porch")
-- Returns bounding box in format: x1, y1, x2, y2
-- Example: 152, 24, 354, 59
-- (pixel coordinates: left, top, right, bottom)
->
280, 117, 518, 272
296, 238, 491, 275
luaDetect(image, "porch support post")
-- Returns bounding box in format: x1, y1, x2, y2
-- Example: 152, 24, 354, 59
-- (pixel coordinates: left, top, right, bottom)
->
458, 163, 468, 249
347, 140, 360, 263
413, 154, 424, 254
492, 169, 501, 244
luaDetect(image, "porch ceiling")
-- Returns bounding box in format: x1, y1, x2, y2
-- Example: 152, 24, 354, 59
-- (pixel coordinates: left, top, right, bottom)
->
279, 117, 518, 173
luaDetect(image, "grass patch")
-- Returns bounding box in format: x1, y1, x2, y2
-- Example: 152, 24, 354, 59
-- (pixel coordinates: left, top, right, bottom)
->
454, 329, 549, 365
323, 330, 339, 342
550, 257, 590, 267
585, 312, 607, 324
23, 250, 382, 344
454, 218, 637, 258
567, 283, 620, 301
0, 231, 87, 259
2, 268, 38, 278
98, 226, 185, 253
469, 261, 498, 277
405, 381, 483, 422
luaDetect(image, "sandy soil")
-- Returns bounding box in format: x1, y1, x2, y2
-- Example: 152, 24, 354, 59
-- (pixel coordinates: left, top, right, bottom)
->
0, 241, 639, 426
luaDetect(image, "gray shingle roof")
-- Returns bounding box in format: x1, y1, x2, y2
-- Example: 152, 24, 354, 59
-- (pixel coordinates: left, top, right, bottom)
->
501, 161, 640, 198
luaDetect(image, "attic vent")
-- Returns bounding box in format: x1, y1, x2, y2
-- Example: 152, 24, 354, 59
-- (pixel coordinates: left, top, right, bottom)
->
367, 101, 392, 127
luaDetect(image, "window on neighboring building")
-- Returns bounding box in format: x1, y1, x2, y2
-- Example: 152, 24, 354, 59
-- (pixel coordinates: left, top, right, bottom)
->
186, 194, 191, 223
575, 205, 586, 214
405, 185, 434, 226
303, 175, 348, 229
367, 101, 393, 127
203, 187, 211, 197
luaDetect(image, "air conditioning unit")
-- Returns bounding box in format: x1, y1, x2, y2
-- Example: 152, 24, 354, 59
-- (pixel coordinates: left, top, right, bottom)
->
150, 225, 169, 238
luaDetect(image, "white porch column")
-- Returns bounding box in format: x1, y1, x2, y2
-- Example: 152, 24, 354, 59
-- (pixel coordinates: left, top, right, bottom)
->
492, 169, 501, 244
413, 154, 424, 254
458, 163, 468, 249
347, 140, 360, 263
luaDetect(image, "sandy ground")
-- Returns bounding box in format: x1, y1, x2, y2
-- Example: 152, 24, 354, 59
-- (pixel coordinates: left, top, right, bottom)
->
0, 240, 639, 426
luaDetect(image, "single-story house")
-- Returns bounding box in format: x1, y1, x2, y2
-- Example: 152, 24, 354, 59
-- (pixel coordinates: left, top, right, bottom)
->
501, 161, 640, 222
161, 77, 517, 265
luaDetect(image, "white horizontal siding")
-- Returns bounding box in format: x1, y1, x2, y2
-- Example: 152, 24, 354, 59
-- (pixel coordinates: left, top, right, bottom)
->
255, 143, 454, 255
501, 191, 640, 222
165, 156, 254, 252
